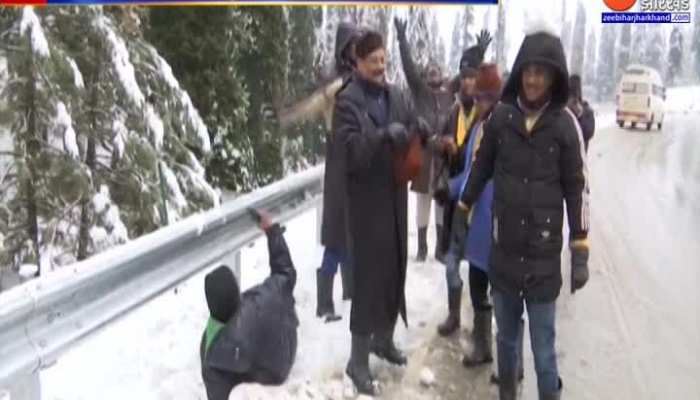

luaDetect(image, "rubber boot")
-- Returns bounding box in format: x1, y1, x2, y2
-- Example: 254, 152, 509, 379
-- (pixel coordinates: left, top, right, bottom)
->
491, 318, 525, 384
316, 269, 341, 323
435, 225, 445, 263
540, 378, 563, 400
346, 334, 376, 395
371, 326, 407, 366
437, 286, 462, 336
462, 308, 494, 367
339, 261, 353, 301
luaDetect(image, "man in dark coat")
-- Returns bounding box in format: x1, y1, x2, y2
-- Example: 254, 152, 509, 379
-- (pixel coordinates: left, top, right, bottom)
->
317, 21, 361, 323
394, 18, 455, 262
433, 35, 491, 337
567, 74, 595, 151
200, 210, 298, 400
459, 31, 590, 400
333, 29, 423, 396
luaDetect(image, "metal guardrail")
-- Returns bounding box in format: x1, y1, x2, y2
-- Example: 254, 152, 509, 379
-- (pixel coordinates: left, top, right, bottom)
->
0, 165, 324, 397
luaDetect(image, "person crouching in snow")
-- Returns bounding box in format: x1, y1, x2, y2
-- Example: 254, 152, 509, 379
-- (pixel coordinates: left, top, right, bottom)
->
200, 209, 299, 400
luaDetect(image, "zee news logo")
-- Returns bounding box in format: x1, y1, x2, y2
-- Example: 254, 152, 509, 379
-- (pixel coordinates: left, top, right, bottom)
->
603, 0, 692, 23
604, 0, 691, 12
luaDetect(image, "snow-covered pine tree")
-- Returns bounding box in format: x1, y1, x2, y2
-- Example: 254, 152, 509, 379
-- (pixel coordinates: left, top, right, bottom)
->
3, 6, 91, 274
495, 0, 507, 73
667, 27, 683, 85
645, 26, 666, 75
238, 7, 287, 187
1, 6, 218, 275
284, 6, 325, 170
618, 24, 632, 82
597, 25, 617, 100
584, 30, 597, 93
570, 1, 586, 76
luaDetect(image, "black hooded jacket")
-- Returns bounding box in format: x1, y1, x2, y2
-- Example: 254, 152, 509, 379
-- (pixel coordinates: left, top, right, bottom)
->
200, 224, 298, 400
461, 32, 589, 302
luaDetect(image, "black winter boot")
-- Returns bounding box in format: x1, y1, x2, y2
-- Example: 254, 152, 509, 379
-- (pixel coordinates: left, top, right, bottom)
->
371, 327, 407, 366
435, 225, 445, 263
437, 286, 462, 336
316, 269, 341, 323
339, 261, 353, 301
491, 318, 525, 384
416, 227, 428, 262
462, 308, 494, 367
540, 378, 562, 400
346, 334, 376, 395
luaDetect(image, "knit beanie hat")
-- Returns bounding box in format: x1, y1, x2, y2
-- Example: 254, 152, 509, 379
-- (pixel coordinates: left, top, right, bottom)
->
205, 265, 240, 322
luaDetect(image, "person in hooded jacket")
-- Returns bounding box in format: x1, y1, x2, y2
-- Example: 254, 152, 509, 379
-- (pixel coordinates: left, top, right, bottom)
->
567, 74, 595, 152
433, 34, 491, 337
200, 210, 298, 400
393, 17, 455, 262
270, 22, 360, 323
458, 31, 590, 400
315, 21, 361, 323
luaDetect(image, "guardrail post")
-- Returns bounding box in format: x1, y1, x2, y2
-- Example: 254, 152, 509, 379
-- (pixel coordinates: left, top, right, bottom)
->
2, 372, 41, 400
219, 250, 242, 283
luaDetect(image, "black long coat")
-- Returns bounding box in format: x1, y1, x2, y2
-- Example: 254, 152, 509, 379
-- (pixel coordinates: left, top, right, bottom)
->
332, 74, 413, 335
461, 32, 589, 302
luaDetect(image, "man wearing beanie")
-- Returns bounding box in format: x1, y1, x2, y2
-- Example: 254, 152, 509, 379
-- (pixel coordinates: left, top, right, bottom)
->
332, 29, 428, 396
200, 210, 298, 400
459, 31, 590, 400
393, 17, 455, 263
433, 30, 491, 338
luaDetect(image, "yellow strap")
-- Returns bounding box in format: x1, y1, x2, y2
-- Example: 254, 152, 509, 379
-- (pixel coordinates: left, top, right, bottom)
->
456, 105, 477, 147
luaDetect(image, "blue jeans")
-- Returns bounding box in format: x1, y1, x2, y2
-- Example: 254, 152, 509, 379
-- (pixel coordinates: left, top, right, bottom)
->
493, 288, 559, 395
319, 247, 348, 276
443, 238, 464, 289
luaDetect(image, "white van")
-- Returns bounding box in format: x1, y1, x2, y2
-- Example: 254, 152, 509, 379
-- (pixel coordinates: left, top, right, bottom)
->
616, 65, 666, 131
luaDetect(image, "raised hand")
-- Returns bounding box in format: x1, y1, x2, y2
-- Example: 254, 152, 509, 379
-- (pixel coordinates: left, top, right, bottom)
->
394, 17, 408, 41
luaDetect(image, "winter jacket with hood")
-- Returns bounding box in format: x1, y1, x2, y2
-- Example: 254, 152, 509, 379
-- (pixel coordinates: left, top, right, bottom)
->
200, 224, 298, 400
320, 23, 359, 253
460, 31, 590, 302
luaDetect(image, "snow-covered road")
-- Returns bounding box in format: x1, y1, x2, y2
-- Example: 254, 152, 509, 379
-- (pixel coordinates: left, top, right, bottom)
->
40, 94, 699, 399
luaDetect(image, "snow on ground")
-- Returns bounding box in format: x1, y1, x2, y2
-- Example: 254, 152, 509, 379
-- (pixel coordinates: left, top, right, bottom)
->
35, 85, 700, 400
41, 194, 454, 400
665, 85, 699, 114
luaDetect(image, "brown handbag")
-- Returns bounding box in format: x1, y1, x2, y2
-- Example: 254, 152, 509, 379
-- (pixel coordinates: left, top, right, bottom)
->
394, 135, 423, 184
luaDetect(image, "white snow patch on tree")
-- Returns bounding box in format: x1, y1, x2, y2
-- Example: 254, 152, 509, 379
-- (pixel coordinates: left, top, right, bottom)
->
55, 102, 80, 159
66, 57, 85, 89
94, 16, 144, 106
112, 119, 127, 160
187, 151, 206, 177
93, 185, 110, 214
18, 263, 38, 278
20, 7, 50, 58
146, 104, 164, 150
182, 165, 220, 208
150, 49, 211, 153
160, 162, 188, 211
523, 11, 559, 38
